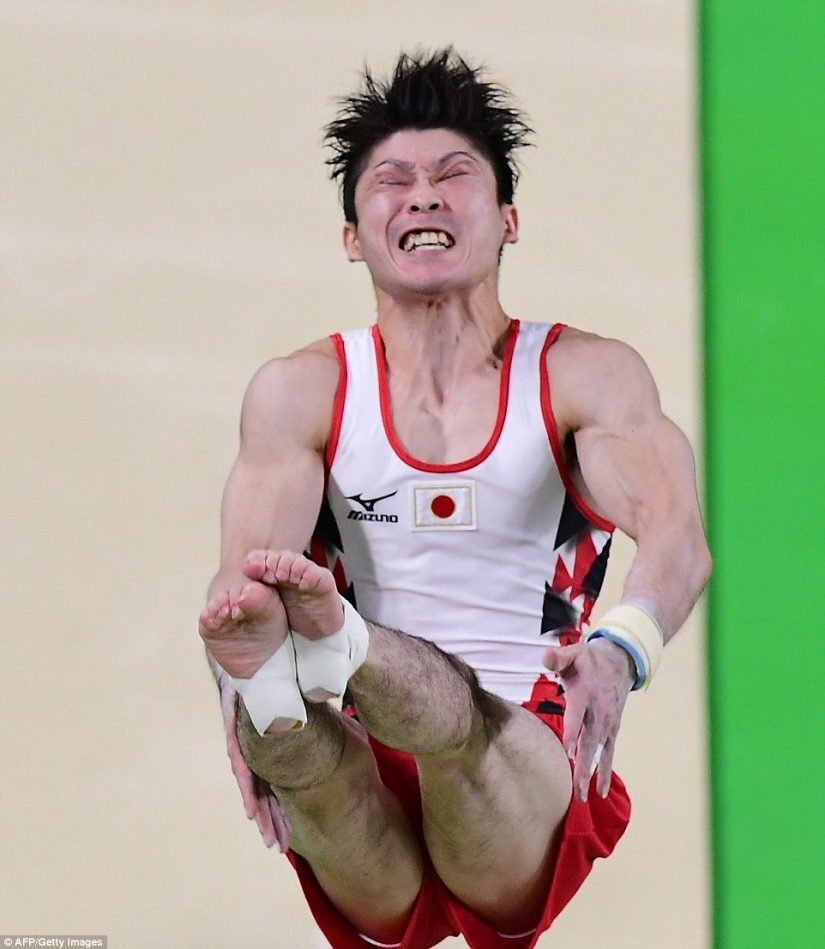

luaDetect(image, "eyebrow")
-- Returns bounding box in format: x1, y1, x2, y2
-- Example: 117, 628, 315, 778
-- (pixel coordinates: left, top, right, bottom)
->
370, 150, 479, 174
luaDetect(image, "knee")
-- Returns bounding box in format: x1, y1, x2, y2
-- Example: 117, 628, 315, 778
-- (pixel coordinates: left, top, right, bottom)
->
437, 655, 513, 756
236, 700, 350, 792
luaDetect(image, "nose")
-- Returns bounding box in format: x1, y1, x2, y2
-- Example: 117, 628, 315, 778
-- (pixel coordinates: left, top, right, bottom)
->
408, 178, 442, 213
409, 197, 442, 212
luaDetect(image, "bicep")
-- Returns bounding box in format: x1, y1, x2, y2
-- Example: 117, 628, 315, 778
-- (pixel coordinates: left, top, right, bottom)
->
551, 333, 710, 633
219, 447, 325, 567
575, 413, 701, 544
567, 341, 702, 543
216, 354, 336, 573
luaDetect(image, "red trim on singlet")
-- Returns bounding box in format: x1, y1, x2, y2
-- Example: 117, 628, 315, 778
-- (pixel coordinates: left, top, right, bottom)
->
372, 319, 519, 474
308, 536, 329, 570
540, 325, 615, 533
325, 333, 348, 472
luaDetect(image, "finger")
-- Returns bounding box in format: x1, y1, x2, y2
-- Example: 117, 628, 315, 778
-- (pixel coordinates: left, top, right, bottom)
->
589, 741, 605, 780
220, 685, 235, 720
256, 807, 277, 847
561, 691, 586, 758
253, 777, 277, 847
596, 736, 616, 799
542, 644, 578, 676
255, 809, 276, 846
573, 718, 605, 802
267, 795, 292, 854
241, 778, 258, 820
267, 794, 291, 852
225, 716, 258, 819
258, 818, 277, 849
232, 756, 257, 819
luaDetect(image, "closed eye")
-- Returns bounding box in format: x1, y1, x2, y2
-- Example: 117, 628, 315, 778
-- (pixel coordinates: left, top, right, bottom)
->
439, 164, 475, 181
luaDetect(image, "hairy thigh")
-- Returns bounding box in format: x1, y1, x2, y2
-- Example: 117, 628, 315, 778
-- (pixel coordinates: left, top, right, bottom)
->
241, 706, 425, 944
417, 703, 572, 931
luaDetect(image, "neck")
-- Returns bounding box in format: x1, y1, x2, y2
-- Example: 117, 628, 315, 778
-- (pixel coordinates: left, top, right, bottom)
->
374, 279, 511, 384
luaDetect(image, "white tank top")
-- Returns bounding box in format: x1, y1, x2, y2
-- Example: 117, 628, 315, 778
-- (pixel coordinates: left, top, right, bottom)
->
314, 320, 614, 706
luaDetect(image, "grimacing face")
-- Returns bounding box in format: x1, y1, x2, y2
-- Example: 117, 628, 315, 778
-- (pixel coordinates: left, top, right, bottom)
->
343, 128, 518, 300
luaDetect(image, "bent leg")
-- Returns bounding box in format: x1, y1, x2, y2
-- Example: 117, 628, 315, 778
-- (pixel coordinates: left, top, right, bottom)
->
249, 550, 574, 935
350, 629, 572, 934
202, 569, 423, 945
237, 699, 424, 944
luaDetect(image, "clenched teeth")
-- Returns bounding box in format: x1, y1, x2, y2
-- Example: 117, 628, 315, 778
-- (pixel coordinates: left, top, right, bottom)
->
402, 230, 455, 252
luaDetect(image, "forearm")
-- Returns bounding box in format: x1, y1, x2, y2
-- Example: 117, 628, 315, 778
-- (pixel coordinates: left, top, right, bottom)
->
213, 457, 324, 585
618, 518, 711, 643
206, 349, 337, 603
561, 337, 711, 644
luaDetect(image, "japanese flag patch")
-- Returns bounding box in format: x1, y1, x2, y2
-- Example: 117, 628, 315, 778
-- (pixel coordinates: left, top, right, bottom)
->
411, 481, 477, 531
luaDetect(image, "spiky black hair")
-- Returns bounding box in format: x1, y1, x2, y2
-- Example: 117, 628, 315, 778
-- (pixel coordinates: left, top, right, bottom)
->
324, 48, 533, 223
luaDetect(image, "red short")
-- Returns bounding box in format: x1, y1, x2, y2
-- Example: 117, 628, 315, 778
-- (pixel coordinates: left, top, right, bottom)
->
287, 678, 631, 949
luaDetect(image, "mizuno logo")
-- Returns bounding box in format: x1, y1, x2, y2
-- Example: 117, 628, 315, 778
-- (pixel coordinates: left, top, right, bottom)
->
345, 491, 398, 524
346, 491, 397, 513
347, 511, 398, 523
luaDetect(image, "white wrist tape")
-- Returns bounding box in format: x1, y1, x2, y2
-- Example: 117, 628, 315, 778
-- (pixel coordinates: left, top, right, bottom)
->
293, 597, 370, 702
227, 636, 307, 736
585, 603, 664, 692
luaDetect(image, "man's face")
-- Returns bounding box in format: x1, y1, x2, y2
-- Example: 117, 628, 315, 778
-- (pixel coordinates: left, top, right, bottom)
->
343, 128, 518, 300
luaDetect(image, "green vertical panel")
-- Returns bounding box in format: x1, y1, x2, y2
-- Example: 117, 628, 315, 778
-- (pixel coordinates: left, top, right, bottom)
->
703, 2, 825, 947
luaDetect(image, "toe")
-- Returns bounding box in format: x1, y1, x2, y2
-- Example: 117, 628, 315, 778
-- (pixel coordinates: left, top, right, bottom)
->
243, 550, 268, 580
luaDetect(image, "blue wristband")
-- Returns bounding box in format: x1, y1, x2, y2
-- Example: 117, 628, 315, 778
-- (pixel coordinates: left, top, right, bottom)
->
588, 629, 648, 691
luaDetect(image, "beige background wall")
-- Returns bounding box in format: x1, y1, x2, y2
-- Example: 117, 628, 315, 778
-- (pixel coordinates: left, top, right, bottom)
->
0, 2, 707, 947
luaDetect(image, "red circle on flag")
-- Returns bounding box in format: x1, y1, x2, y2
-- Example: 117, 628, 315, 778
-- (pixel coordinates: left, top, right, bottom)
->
430, 494, 456, 519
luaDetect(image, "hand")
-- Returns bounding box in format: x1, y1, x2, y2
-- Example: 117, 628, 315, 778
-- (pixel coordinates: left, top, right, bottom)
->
543, 638, 635, 802
219, 677, 292, 852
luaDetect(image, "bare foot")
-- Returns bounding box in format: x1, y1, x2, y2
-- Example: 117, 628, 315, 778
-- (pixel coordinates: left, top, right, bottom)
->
199, 579, 288, 679
244, 550, 344, 641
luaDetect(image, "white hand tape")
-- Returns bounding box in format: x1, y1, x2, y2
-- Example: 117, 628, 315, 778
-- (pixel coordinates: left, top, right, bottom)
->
227, 635, 307, 736
293, 597, 370, 701
589, 740, 606, 780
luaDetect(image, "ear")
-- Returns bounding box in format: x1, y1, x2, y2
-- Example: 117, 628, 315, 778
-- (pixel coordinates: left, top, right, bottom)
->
501, 205, 519, 245
343, 223, 364, 262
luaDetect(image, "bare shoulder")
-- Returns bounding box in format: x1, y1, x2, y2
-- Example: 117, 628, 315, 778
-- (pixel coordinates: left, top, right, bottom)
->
549, 326, 653, 380
241, 337, 341, 454
547, 326, 661, 432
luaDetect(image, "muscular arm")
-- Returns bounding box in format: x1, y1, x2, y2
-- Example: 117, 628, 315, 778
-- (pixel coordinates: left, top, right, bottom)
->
545, 330, 711, 799
209, 342, 339, 596
552, 330, 711, 638
203, 343, 339, 847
